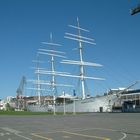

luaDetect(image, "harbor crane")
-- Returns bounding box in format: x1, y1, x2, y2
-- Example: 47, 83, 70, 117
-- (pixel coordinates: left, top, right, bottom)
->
16, 76, 26, 110
130, 4, 140, 15
129, 0, 140, 15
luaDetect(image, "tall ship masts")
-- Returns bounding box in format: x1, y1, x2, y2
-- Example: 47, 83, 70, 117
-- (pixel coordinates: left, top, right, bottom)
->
31, 56, 45, 105
35, 33, 73, 113
62, 17, 104, 99
40, 33, 63, 114
26, 18, 140, 113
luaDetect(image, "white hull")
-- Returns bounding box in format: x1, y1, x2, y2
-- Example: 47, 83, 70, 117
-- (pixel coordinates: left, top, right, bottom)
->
27, 94, 118, 112
27, 104, 53, 112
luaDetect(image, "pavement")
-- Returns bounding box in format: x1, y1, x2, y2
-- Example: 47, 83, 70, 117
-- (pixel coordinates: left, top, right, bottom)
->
0, 113, 140, 140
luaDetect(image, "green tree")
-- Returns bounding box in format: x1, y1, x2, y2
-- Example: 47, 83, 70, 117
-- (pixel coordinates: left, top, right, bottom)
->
5, 103, 14, 111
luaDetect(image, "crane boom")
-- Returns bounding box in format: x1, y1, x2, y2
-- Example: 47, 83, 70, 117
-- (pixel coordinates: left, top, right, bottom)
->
16, 76, 26, 98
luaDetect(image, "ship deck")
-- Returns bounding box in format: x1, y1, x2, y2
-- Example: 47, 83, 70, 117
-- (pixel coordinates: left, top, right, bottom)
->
0, 113, 140, 140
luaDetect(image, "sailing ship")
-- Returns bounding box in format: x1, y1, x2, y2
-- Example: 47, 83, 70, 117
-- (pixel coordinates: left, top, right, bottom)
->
27, 18, 137, 113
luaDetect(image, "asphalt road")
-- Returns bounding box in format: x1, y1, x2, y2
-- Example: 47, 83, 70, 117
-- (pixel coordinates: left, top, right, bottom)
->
0, 113, 140, 140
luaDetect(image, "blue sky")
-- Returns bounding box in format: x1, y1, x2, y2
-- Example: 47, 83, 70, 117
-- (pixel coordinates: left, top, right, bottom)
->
0, 0, 140, 99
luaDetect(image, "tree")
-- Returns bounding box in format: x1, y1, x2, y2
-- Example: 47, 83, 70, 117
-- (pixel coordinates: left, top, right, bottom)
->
5, 103, 14, 111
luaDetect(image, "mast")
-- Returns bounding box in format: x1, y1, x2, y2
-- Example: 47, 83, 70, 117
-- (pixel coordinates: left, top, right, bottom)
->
27, 54, 53, 105
37, 33, 73, 114
62, 17, 105, 99
37, 61, 41, 104
32, 55, 44, 105
50, 33, 56, 104
77, 17, 86, 99
50, 33, 56, 114
38, 33, 66, 94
